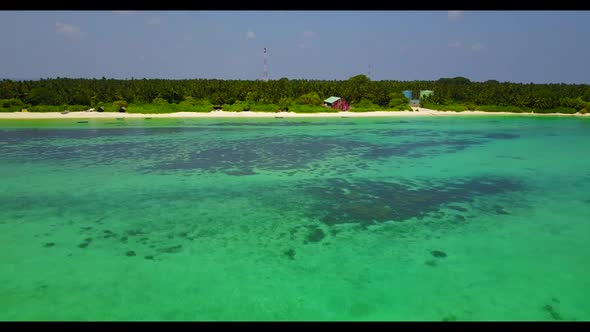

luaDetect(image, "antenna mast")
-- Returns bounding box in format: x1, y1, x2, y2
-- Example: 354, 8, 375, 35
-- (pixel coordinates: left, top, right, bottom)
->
263, 48, 269, 82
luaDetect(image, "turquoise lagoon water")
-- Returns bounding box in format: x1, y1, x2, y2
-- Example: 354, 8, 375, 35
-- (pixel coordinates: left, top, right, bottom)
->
0, 116, 589, 321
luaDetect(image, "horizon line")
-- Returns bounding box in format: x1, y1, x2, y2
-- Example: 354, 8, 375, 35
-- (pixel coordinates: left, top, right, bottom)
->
2, 77, 589, 85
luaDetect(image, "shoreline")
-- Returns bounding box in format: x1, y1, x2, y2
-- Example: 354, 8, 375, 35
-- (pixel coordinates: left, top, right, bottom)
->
0, 109, 588, 119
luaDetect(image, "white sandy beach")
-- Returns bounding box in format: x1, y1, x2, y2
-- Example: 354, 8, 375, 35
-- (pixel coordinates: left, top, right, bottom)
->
0, 108, 587, 119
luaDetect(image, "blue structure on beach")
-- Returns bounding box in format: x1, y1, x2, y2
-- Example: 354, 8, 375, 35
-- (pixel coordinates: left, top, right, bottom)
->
402, 90, 413, 100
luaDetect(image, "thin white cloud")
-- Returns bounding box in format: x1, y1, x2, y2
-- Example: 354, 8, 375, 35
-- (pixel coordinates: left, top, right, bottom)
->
302, 30, 317, 38
55, 22, 82, 38
298, 30, 318, 49
147, 17, 161, 25
448, 41, 462, 48
448, 11, 464, 21
246, 30, 256, 40
471, 42, 485, 51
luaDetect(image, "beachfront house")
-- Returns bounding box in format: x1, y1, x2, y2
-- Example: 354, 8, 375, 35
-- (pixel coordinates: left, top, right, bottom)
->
420, 90, 434, 99
405, 90, 434, 108
324, 96, 350, 111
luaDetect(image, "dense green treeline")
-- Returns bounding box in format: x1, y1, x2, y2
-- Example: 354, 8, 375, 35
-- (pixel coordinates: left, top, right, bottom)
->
1, 75, 589, 113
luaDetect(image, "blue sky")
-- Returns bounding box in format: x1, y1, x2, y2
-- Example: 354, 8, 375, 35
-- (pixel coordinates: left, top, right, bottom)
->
1, 10, 589, 83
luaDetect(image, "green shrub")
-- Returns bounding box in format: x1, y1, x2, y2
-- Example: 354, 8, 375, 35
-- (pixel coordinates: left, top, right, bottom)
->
0, 98, 25, 108
422, 103, 467, 112
182, 98, 212, 106
113, 100, 128, 109
176, 101, 193, 112
475, 105, 524, 113
126, 103, 177, 114
383, 104, 411, 112
352, 99, 381, 111
177, 100, 213, 112
0, 106, 24, 112
580, 109, 587, 114
278, 97, 293, 111
290, 104, 336, 113
559, 97, 586, 111
65, 105, 91, 112
152, 97, 168, 105
223, 100, 254, 112
297, 92, 322, 106
387, 92, 410, 109
28, 105, 64, 112
253, 104, 279, 112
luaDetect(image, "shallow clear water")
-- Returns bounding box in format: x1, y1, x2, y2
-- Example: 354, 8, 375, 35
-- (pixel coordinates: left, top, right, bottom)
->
1, 116, 589, 321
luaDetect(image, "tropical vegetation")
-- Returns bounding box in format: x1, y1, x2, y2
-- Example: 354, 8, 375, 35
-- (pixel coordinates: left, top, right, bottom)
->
1, 75, 588, 114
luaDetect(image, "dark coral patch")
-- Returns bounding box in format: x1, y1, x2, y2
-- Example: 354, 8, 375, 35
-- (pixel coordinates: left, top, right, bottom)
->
304, 176, 523, 226
305, 227, 326, 243
431, 250, 447, 258
425, 260, 438, 267
448, 205, 468, 212
158, 245, 183, 254
284, 248, 296, 260
542, 304, 562, 320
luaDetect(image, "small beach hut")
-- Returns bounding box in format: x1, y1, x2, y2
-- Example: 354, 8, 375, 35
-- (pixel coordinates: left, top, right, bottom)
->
324, 96, 340, 107
324, 96, 350, 111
